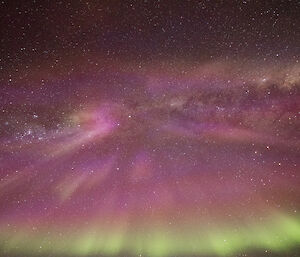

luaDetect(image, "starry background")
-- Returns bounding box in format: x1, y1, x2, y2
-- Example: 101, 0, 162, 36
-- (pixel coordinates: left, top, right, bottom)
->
0, 1, 300, 257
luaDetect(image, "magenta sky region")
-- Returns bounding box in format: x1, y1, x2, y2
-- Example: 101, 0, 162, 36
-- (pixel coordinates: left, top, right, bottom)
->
1, 59, 300, 256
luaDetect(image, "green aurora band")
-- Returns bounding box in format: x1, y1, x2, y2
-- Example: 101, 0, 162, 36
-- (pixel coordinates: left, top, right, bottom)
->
1, 213, 300, 256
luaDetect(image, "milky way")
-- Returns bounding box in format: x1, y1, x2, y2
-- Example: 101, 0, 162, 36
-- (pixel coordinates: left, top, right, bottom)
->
1, 1, 300, 257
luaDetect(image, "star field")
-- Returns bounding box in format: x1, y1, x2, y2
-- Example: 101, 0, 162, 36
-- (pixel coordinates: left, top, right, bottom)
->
0, 1, 300, 257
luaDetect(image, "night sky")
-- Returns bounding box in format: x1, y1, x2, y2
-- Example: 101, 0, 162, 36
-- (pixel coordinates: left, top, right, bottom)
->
0, 1, 300, 257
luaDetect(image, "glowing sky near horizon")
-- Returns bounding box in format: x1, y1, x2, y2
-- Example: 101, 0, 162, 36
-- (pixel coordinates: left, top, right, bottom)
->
1, 1, 300, 257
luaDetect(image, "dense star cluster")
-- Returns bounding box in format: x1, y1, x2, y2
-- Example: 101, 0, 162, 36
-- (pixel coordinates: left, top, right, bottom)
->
0, 1, 299, 257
